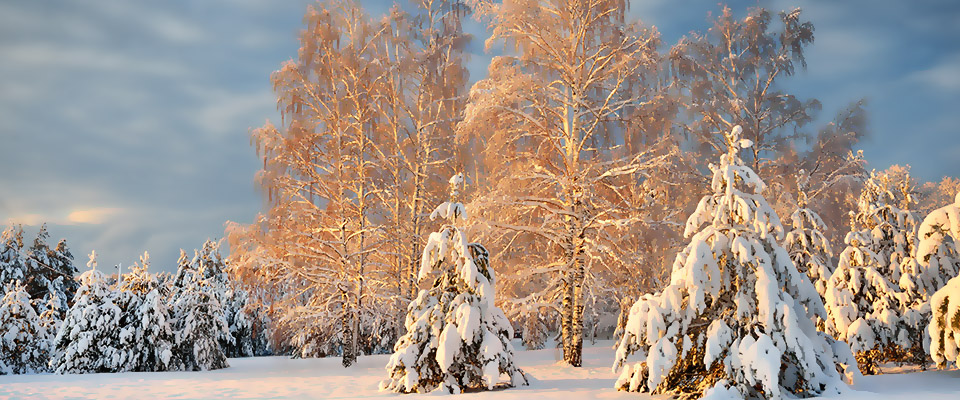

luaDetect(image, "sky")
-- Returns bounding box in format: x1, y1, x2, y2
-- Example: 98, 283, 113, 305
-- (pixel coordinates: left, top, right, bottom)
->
1, 0, 958, 274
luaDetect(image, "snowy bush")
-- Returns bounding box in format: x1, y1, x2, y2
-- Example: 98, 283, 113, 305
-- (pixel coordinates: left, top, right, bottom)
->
612, 126, 859, 399
381, 174, 527, 394
0, 281, 50, 374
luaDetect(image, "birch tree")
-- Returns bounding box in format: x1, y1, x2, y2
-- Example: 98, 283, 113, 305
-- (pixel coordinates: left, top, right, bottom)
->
227, 0, 472, 366
671, 6, 868, 250
463, 0, 672, 366
670, 6, 817, 176
372, 0, 472, 343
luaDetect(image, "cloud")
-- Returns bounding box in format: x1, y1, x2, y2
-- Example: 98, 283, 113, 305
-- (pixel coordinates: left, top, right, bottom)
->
803, 27, 887, 79
3, 207, 125, 227
67, 208, 125, 225
908, 53, 960, 93
186, 88, 277, 138
0, 42, 189, 78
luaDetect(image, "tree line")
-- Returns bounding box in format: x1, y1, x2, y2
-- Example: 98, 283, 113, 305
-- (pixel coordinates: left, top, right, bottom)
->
226, 0, 960, 373
0, 233, 270, 375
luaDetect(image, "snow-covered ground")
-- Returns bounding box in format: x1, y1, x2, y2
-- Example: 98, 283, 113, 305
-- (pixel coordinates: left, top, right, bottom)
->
1, 341, 958, 399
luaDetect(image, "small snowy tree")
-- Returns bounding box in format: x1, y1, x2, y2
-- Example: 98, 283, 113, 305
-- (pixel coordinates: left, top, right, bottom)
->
0, 226, 27, 291
220, 286, 267, 358
49, 239, 79, 305
116, 252, 176, 372
381, 174, 527, 394
0, 281, 49, 374
136, 288, 176, 371
38, 295, 63, 348
111, 286, 141, 372
172, 261, 229, 371
918, 192, 960, 369
50, 251, 124, 374
914, 192, 960, 300
824, 168, 928, 373
24, 224, 54, 297
783, 170, 835, 296
823, 230, 910, 374
612, 126, 858, 399
929, 275, 960, 369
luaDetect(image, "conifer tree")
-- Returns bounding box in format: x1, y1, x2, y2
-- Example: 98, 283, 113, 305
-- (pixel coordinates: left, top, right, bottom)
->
613, 126, 858, 399
783, 170, 835, 296
172, 260, 230, 371
824, 168, 927, 373
117, 252, 176, 372
381, 174, 527, 394
0, 226, 27, 291
913, 192, 960, 301
930, 275, 960, 369
919, 192, 960, 369
38, 295, 62, 360
24, 224, 54, 298
0, 280, 49, 374
50, 251, 124, 374
220, 286, 257, 358
50, 239, 79, 302
136, 288, 176, 371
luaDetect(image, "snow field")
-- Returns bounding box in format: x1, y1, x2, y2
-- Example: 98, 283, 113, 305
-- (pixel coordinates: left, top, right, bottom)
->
1, 341, 958, 399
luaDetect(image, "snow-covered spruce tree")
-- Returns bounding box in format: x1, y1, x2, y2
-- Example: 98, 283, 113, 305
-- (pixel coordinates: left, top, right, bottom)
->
913, 192, 960, 303
221, 286, 259, 358
111, 285, 142, 373
824, 168, 927, 373
823, 230, 907, 374
612, 126, 859, 399
171, 260, 229, 371
116, 252, 176, 372
783, 170, 834, 296
50, 251, 124, 374
38, 294, 62, 358
174, 240, 264, 358
49, 238, 79, 307
136, 288, 176, 370
21, 226, 77, 315
0, 280, 49, 374
929, 275, 960, 369
0, 225, 27, 291
381, 174, 527, 394
918, 192, 960, 369
196, 240, 262, 357
24, 224, 54, 298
